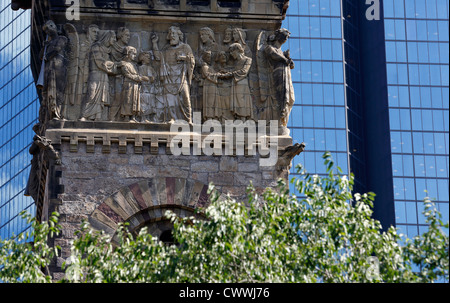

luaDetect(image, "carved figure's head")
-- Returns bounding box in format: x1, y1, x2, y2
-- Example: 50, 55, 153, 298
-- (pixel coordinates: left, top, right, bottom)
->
167, 26, 183, 46
138, 51, 151, 64
88, 24, 100, 42
216, 51, 228, 64
117, 27, 131, 44
202, 51, 212, 64
124, 46, 137, 61
98, 30, 116, 48
199, 27, 215, 44
275, 28, 291, 44
229, 43, 244, 60
232, 28, 247, 45
43, 20, 58, 37
223, 27, 233, 44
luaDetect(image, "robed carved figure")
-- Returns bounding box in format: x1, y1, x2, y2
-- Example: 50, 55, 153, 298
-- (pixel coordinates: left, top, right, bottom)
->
257, 29, 295, 127
201, 51, 220, 120
221, 43, 254, 121
119, 46, 150, 122
110, 27, 131, 121
80, 31, 118, 121
152, 26, 195, 123
39, 20, 68, 121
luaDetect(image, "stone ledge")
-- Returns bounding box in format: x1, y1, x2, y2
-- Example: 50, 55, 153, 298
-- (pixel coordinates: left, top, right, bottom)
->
45, 126, 293, 156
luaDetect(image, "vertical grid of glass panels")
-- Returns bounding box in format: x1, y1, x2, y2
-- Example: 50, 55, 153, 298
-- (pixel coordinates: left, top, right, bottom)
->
283, 0, 348, 195
384, 0, 449, 238
0, 3, 39, 239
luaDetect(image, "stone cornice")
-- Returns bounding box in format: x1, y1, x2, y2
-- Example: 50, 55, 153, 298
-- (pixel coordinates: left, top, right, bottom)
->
45, 121, 293, 156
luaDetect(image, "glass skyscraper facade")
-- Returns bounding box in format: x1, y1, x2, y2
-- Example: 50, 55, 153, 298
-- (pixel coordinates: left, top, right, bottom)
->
0, 2, 39, 239
384, 0, 449, 237
284, 0, 349, 191
0, 0, 448, 240
285, 0, 449, 237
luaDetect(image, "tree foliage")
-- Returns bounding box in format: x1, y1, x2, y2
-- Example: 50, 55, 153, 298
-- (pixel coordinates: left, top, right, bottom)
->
1, 153, 448, 283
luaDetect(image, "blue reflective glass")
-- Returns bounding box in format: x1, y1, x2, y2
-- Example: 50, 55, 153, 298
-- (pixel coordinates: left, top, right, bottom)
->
395, 201, 407, 223
315, 129, 326, 150
436, 156, 448, 177
406, 0, 416, 18
427, 0, 438, 18
323, 84, 334, 105
406, 20, 417, 40
314, 106, 324, 127
320, 17, 331, 37
409, 64, 420, 85
439, 43, 449, 63
427, 20, 439, 41
438, 180, 449, 201
405, 201, 418, 224
438, 20, 449, 41
336, 130, 346, 151
392, 154, 403, 176
437, 0, 449, 19
444, 88, 449, 108
329, 0, 340, 16
393, 0, 405, 17
391, 131, 401, 152
400, 109, 411, 130
384, 0, 394, 17
441, 65, 449, 85
324, 107, 335, 127
395, 19, 406, 40
331, 18, 341, 38
405, 178, 417, 200
335, 107, 345, 128
332, 40, 342, 60
0, 8, 37, 238
444, 110, 449, 131
385, 19, 395, 39
438, 202, 449, 221
416, 0, 427, 18
287, 1, 448, 237
394, 178, 405, 199
388, 85, 399, 106
398, 86, 410, 107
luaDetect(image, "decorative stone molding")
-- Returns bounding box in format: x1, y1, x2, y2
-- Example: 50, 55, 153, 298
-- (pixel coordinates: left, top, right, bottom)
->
44, 122, 294, 157
88, 177, 219, 239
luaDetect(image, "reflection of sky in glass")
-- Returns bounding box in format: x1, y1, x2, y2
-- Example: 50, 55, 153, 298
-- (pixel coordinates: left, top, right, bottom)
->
384, 0, 449, 238
0, 5, 38, 239
285, 0, 449, 239
283, 0, 347, 198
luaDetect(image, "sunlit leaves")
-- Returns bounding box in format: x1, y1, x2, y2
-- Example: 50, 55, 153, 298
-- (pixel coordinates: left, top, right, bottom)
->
0, 154, 448, 283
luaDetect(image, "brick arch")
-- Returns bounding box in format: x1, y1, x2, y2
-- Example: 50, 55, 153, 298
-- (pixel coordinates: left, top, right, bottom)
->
88, 177, 219, 237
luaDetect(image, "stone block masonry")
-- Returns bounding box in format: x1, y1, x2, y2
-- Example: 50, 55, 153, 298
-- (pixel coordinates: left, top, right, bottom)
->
24, 0, 302, 279
44, 128, 293, 277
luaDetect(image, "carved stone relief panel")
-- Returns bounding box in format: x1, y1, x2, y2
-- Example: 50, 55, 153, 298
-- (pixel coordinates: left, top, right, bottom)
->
36, 20, 295, 128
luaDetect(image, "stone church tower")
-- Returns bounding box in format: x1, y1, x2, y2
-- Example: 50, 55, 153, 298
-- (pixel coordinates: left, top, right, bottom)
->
24, 0, 303, 278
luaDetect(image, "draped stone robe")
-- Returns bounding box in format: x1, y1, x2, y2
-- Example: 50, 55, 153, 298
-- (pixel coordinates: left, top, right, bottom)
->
230, 56, 254, 120
157, 42, 195, 122
119, 61, 143, 118
263, 44, 295, 126
81, 43, 116, 121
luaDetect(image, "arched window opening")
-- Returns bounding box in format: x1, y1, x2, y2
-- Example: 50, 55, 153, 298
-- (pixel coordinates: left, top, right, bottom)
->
160, 229, 176, 245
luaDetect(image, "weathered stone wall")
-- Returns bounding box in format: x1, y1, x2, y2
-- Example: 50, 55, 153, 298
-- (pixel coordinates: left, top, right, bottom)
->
57, 140, 283, 202
25, 0, 301, 280
47, 137, 290, 278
